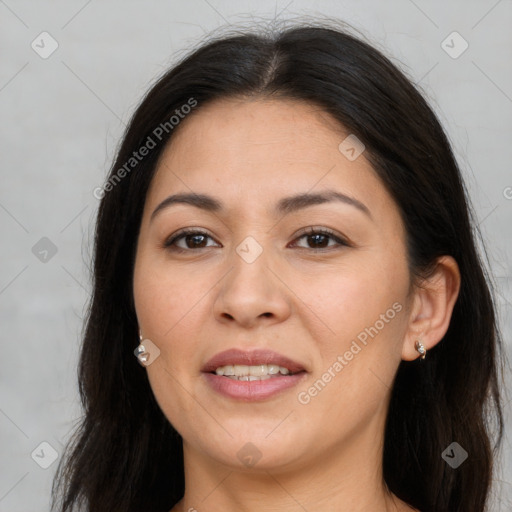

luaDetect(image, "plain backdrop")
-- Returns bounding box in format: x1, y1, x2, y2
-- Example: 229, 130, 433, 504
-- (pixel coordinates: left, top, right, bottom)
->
1, 1, 511, 510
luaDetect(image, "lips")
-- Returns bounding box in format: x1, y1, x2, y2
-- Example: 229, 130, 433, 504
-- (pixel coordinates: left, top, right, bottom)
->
201, 348, 307, 375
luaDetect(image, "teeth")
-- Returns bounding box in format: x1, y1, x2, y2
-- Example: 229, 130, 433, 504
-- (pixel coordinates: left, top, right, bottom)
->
215, 364, 293, 378
227, 375, 272, 381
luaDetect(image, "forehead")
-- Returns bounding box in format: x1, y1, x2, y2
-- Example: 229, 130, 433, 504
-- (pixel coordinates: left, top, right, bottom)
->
145, 98, 394, 220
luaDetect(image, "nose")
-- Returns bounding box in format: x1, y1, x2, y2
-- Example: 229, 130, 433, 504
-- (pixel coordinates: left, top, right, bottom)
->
212, 246, 292, 329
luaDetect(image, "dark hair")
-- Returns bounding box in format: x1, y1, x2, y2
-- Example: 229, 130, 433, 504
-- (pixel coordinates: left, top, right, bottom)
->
51, 21, 505, 512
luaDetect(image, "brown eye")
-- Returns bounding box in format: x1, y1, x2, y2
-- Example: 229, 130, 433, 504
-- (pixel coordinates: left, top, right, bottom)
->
290, 227, 349, 250
305, 233, 329, 248
164, 229, 219, 251
163, 227, 349, 253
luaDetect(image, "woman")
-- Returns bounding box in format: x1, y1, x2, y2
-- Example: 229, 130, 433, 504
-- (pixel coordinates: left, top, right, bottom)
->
51, 21, 505, 512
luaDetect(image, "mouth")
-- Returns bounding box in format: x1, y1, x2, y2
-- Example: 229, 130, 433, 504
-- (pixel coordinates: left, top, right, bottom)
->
211, 363, 302, 381
201, 348, 308, 401
202, 348, 307, 375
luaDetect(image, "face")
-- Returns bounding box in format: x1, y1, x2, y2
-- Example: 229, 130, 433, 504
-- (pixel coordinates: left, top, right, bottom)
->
133, 97, 414, 471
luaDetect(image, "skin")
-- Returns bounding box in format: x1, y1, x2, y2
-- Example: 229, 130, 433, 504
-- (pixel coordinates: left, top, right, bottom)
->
132, 97, 461, 512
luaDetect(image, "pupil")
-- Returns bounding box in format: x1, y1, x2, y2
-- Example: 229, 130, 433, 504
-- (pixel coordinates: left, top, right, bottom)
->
309, 234, 328, 248
188, 235, 206, 248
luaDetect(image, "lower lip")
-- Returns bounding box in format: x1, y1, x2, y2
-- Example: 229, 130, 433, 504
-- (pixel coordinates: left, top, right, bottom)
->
202, 372, 307, 401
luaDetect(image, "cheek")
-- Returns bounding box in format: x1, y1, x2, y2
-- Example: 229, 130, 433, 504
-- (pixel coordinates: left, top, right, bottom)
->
133, 252, 204, 340
294, 253, 410, 408
133, 256, 206, 428
296, 258, 407, 340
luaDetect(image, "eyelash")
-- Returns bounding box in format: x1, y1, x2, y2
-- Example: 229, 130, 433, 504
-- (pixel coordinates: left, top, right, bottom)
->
163, 226, 350, 253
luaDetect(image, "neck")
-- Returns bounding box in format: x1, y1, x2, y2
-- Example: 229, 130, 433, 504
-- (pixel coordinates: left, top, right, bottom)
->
174, 419, 412, 512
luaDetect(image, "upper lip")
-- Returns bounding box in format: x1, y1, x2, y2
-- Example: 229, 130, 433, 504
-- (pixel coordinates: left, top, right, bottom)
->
202, 349, 307, 374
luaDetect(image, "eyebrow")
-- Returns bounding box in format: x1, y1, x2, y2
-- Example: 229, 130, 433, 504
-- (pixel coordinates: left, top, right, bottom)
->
150, 190, 372, 222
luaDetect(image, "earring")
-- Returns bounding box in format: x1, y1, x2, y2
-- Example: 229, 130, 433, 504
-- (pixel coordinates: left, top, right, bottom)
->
415, 340, 427, 360
134, 330, 149, 366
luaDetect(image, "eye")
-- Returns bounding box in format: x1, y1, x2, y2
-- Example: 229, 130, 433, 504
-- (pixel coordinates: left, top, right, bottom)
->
163, 226, 349, 253
289, 227, 349, 251
163, 229, 220, 251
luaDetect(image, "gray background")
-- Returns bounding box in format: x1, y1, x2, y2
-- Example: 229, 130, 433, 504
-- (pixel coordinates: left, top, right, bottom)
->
1, 0, 511, 510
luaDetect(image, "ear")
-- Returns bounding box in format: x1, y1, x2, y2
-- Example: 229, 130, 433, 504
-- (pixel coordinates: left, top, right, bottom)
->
402, 255, 461, 361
